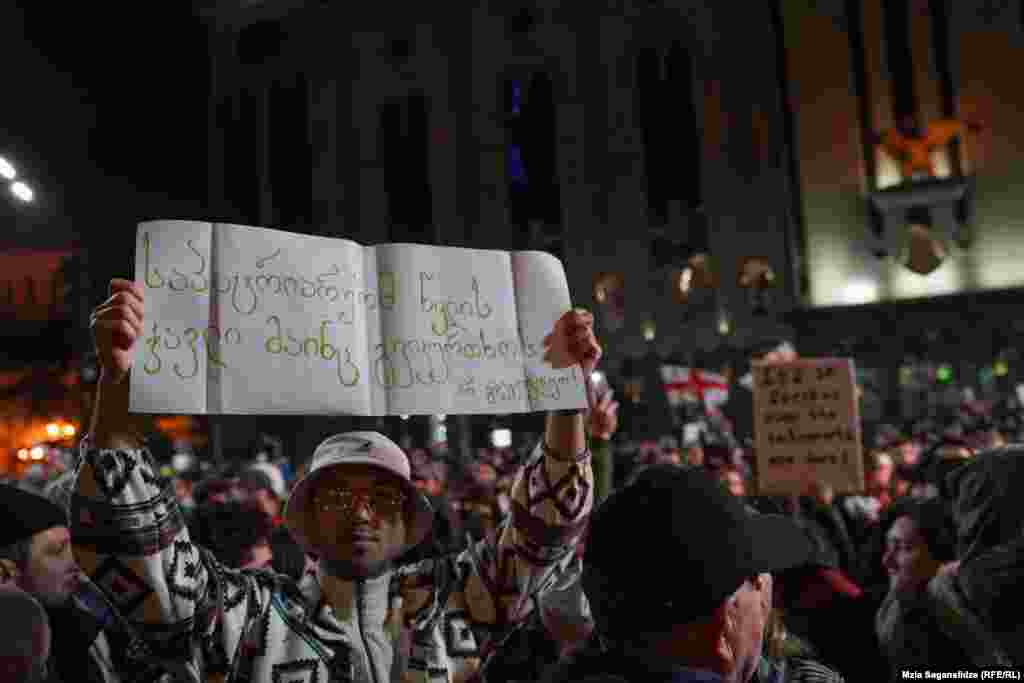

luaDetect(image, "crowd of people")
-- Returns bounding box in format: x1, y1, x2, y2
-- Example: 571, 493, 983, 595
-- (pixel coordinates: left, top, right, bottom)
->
0, 277, 1021, 682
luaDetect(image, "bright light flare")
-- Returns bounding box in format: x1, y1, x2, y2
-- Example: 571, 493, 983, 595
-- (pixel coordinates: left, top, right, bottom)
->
0, 157, 16, 181
490, 428, 512, 448
10, 181, 34, 202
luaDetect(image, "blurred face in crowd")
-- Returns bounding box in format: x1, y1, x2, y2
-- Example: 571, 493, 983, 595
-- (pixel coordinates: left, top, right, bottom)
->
810, 480, 834, 507
684, 445, 705, 467
882, 515, 941, 597
899, 441, 920, 466
311, 464, 408, 577
7, 528, 81, 608
242, 486, 281, 519
872, 457, 894, 488
892, 477, 911, 498
475, 463, 497, 485
173, 478, 193, 503
719, 469, 746, 498
761, 345, 797, 364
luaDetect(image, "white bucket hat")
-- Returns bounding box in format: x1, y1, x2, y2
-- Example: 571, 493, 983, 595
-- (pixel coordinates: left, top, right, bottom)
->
285, 432, 434, 560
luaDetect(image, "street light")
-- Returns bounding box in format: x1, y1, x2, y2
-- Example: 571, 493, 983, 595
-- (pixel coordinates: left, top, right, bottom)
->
0, 156, 16, 180
10, 181, 33, 203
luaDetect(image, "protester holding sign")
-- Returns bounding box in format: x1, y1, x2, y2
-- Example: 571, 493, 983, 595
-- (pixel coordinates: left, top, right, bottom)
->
130, 221, 589, 417
751, 358, 864, 497
79, 278, 599, 683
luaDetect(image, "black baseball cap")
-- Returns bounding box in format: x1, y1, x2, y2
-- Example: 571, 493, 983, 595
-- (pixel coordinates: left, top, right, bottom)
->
583, 465, 812, 638
0, 484, 68, 547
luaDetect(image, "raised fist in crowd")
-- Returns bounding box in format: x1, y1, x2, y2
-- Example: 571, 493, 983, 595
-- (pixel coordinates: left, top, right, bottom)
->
90, 279, 144, 383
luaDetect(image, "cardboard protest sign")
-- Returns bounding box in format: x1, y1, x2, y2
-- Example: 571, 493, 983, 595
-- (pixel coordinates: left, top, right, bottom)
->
131, 220, 586, 416
751, 358, 864, 495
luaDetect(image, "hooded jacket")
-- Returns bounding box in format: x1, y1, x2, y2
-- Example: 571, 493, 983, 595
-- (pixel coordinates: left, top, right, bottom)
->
69, 437, 592, 683
923, 446, 1024, 666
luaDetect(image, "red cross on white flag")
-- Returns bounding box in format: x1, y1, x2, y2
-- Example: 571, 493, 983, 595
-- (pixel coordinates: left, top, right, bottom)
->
661, 365, 729, 408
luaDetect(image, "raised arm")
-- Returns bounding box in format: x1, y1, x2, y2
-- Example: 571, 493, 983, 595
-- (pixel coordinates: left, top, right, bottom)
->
509, 308, 600, 604
89, 279, 145, 448
395, 310, 601, 681
76, 279, 253, 674
588, 391, 619, 506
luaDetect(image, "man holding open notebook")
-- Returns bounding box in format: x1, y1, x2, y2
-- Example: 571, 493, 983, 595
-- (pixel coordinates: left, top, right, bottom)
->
75, 264, 598, 682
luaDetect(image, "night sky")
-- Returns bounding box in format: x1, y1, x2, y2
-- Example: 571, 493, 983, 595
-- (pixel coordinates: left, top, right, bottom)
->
1, 4, 210, 247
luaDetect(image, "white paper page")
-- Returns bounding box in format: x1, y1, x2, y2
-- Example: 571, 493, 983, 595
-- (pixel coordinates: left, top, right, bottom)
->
370, 243, 526, 415
511, 251, 587, 412
210, 223, 371, 415
130, 221, 212, 414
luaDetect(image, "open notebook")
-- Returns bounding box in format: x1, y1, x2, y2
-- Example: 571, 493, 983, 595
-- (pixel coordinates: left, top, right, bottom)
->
130, 220, 586, 416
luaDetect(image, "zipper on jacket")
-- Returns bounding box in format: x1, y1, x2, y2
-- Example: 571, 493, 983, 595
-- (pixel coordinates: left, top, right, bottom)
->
356, 580, 380, 683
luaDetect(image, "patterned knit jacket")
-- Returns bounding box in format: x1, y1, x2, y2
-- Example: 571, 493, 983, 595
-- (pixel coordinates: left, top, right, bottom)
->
69, 438, 592, 683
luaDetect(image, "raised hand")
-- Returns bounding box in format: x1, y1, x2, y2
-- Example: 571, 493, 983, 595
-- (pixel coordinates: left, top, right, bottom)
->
90, 279, 144, 384
588, 392, 619, 441
542, 308, 602, 376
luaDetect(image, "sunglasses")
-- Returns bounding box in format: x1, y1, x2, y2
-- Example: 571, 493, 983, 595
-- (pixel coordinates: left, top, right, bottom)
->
317, 487, 407, 518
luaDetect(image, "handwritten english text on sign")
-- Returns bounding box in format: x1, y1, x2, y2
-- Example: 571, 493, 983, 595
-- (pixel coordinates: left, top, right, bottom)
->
751, 358, 864, 496
130, 221, 585, 416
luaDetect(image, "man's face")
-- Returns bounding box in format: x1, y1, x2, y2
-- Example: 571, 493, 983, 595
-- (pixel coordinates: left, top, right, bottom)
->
882, 515, 940, 596
721, 471, 745, 498
173, 478, 193, 502
311, 464, 408, 577
805, 479, 834, 506
899, 441, 920, 466
21, 527, 81, 608
726, 573, 773, 683
873, 462, 893, 487
244, 487, 281, 519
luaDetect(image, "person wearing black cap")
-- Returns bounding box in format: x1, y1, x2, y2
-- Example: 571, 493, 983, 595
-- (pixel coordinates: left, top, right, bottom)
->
543, 464, 816, 683
0, 484, 111, 681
